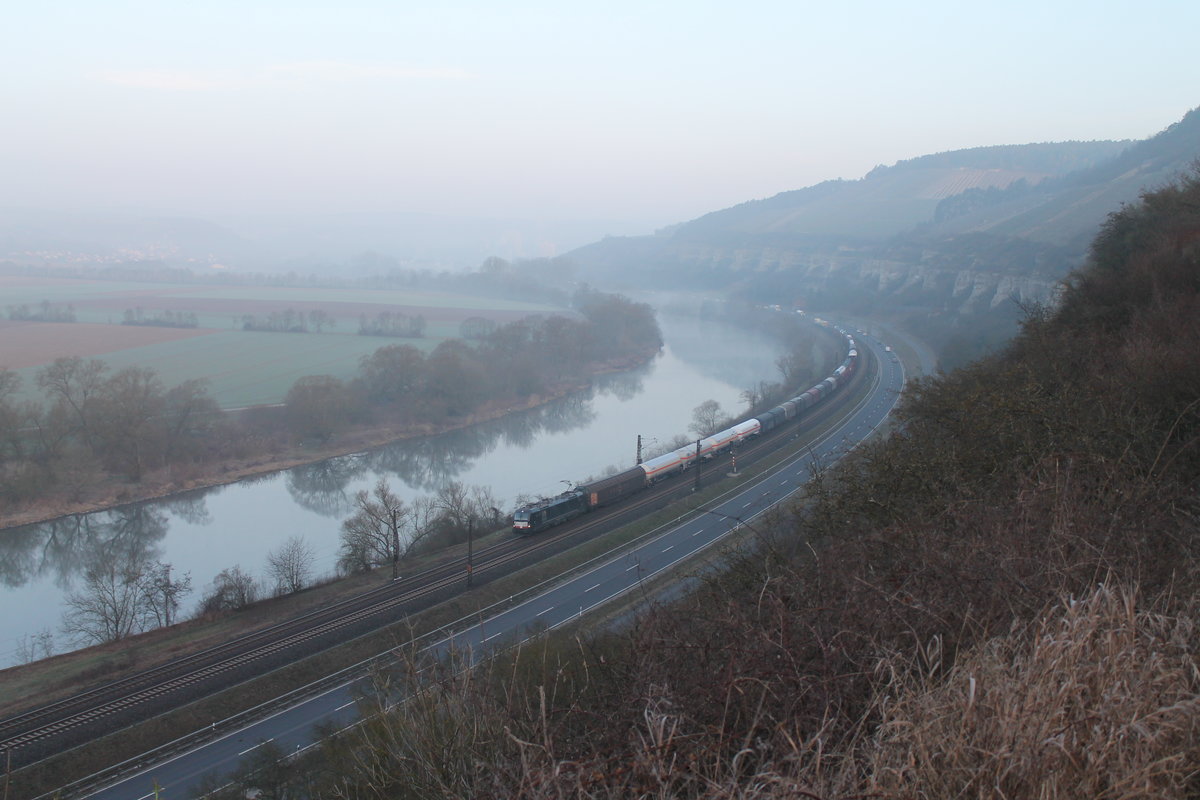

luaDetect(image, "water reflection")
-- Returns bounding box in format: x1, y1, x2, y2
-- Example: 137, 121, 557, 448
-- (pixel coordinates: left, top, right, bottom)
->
160, 491, 213, 526
286, 457, 367, 518
281, 359, 635, 512
0, 313, 784, 664
0, 355, 644, 596
0, 504, 171, 590
597, 366, 645, 402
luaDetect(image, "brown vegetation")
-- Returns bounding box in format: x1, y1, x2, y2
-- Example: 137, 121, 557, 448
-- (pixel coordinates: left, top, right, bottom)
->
204, 172, 1200, 797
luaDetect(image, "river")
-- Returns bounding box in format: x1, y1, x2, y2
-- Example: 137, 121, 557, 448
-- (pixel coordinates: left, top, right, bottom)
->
0, 314, 788, 666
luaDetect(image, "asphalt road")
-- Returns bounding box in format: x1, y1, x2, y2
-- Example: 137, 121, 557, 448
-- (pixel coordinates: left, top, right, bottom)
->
85, 327, 904, 800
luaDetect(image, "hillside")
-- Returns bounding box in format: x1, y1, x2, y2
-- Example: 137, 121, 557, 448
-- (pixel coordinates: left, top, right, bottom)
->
206, 171, 1200, 797
674, 140, 1129, 242
571, 107, 1200, 365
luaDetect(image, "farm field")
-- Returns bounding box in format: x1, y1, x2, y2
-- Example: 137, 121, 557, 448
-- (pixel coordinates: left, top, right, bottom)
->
0, 275, 566, 408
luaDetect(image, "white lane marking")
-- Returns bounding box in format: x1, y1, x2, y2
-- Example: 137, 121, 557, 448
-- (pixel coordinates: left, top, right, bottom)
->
485, 631, 503, 642
536, 606, 554, 616
336, 701, 355, 711
239, 738, 273, 756
626, 563, 640, 571
662, 545, 674, 552
586, 583, 601, 592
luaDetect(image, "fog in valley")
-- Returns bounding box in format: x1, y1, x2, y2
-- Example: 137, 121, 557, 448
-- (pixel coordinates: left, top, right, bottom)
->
2, 3, 1195, 274
4, 3, 1200, 799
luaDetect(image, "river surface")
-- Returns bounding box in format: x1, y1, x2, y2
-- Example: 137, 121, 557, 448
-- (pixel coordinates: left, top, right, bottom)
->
0, 314, 788, 666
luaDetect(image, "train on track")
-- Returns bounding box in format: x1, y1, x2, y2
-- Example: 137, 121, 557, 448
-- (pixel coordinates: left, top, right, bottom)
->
512, 321, 860, 533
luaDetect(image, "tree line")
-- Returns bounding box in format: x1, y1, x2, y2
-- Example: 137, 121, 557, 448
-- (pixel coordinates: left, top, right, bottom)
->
122, 307, 200, 328
7, 300, 76, 322
239, 308, 336, 333
284, 288, 662, 441
0, 290, 660, 515
357, 310, 426, 337
0, 359, 224, 501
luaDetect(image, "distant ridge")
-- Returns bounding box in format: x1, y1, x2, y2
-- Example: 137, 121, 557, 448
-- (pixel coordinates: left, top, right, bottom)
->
675, 140, 1129, 241
568, 106, 1200, 364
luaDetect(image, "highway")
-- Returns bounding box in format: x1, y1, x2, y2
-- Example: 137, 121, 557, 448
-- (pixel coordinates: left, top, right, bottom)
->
82, 327, 904, 799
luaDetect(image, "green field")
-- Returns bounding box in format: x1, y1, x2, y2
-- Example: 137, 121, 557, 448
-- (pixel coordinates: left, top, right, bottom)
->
2, 276, 567, 408
12, 330, 439, 408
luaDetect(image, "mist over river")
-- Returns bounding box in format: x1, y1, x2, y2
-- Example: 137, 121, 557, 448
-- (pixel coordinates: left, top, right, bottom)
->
0, 314, 787, 666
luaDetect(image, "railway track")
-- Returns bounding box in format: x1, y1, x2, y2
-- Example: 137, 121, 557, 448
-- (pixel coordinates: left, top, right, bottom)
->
0, 524, 582, 764
0, 351, 873, 769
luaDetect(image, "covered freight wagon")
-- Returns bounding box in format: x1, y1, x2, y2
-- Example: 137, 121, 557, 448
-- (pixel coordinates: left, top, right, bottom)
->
579, 467, 647, 509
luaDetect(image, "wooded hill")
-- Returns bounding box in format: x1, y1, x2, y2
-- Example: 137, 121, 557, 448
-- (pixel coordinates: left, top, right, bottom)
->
207, 170, 1200, 797
570, 106, 1200, 366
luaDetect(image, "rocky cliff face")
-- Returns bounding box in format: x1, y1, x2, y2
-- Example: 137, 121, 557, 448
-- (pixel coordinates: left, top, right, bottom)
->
571, 110, 1200, 325
650, 239, 1062, 315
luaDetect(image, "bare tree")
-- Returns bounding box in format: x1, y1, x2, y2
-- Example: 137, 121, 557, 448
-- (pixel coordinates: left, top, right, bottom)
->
740, 380, 776, 411
0, 368, 26, 467
139, 562, 192, 627
776, 350, 811, 387
358, 344, 426, 405
340, 479, 412, 578
61, 553, 148, 645
435, 481, 472, 531
689, 399, 726, 437
162, 378, 222, 461
284, 374, 355, 441
308, 308, 335, 333
266, 536, 316, 595
408, 495, 441, 551
36, 356, 108, 450
15, 629, 54, 664
92, 366, 166, 479
200, 565, 259, 614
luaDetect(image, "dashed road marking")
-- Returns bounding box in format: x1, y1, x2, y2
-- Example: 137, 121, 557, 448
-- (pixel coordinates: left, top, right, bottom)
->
239, 738, 273, 756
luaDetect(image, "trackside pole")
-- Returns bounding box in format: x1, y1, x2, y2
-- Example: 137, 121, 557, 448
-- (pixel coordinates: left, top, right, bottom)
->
467, 519, 474, 587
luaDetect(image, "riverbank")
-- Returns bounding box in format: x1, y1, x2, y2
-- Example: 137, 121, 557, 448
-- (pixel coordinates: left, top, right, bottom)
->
0, 349, 659, 531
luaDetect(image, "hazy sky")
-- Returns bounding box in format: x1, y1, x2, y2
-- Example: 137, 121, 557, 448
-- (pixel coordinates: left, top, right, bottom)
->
4, 0, 1197, 231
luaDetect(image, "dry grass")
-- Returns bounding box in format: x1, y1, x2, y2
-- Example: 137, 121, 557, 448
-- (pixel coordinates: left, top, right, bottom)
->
864, 583, 1200, 799
482, 583, 1200, 800
168, 176, 1200, 798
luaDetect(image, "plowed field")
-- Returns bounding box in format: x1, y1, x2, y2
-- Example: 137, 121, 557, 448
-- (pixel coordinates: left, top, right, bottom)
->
0, 320, 214, 369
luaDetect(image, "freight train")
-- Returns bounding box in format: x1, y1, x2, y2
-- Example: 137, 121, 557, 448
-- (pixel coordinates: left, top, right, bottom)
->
512, 321, 860, 534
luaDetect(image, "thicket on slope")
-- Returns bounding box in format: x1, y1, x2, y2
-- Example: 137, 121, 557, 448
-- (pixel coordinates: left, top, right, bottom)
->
492, 169, 1200, 795
865, 584, 1200, 799
306, 584, 1199, 800
221, 173, 1200, 798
